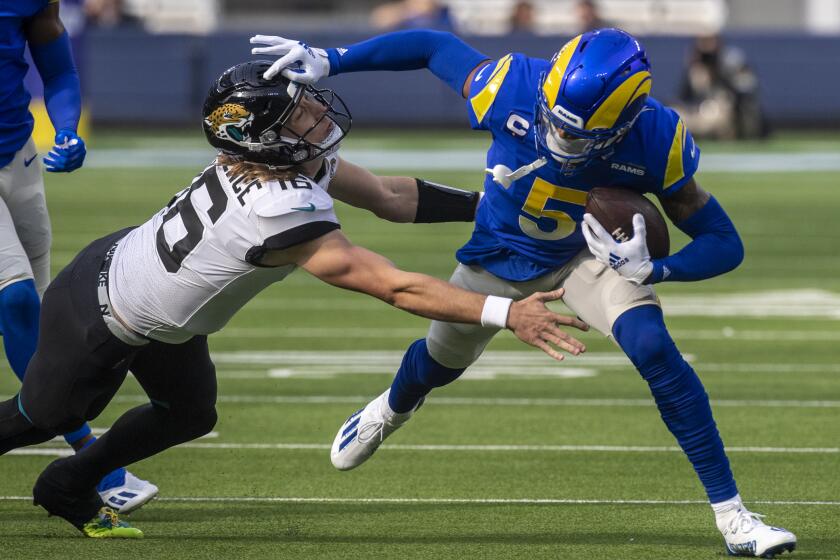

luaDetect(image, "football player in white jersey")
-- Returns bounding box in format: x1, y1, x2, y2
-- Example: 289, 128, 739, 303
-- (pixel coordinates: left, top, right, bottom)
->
0, 61, 588, 538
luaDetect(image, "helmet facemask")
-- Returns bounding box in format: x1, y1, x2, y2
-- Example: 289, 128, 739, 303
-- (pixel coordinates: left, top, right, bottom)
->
256, 85, 352, 167
203, 61, 352, 169
532, 29, 652, 174
534, 80, 630, 172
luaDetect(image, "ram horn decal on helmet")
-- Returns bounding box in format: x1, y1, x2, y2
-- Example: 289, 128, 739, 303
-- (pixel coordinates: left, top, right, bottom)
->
534, 28, 651, 173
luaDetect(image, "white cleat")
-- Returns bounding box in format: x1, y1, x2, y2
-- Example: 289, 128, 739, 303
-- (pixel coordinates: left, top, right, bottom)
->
98, 471, 159, 514
721, 508, 797, 558
330, 389, 421, 471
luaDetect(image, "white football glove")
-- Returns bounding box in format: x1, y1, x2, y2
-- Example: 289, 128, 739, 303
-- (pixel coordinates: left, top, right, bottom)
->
581, 213, 653, 285
250, 35, 330, 83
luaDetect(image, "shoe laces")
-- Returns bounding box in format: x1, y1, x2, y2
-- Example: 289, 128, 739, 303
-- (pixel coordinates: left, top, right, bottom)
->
97, 507, 127, 529
727, 509, 766, 535
357, 419, 385, 444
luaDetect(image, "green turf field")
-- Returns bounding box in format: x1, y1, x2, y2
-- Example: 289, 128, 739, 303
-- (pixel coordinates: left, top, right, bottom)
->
0, 131, 838, 559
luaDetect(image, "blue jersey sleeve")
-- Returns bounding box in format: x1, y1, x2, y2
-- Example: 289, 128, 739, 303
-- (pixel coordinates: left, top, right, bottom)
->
30, 30, 81, 134
327, 30, 488, 95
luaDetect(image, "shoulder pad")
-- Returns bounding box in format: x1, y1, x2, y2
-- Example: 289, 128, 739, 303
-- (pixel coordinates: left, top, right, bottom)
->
468, 53, 516, 126
251, 176, 334, 218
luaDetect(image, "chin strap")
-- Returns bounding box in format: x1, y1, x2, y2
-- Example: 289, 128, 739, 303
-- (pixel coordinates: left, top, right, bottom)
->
485, 157, 547, 188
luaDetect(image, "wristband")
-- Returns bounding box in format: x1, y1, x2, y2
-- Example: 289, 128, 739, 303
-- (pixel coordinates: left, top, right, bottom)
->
480, 295, 513, 329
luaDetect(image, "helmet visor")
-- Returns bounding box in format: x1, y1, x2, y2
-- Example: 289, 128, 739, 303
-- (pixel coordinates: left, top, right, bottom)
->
538, 104, 597, 159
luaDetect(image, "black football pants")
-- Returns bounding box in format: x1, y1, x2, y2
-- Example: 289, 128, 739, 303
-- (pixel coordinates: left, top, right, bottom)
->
0, 228, 217, 501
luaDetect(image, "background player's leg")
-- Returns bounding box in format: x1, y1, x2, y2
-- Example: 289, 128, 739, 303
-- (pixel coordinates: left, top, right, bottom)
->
2, 141, 52, 297
0, 146, 110, 450
0, 279, 40, 382
0, 177, 41, 384
59, 335, 218, 489
0, 145, 93, 441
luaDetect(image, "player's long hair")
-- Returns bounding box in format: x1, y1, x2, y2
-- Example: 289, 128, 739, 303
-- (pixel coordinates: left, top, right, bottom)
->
215, 154, 298, 183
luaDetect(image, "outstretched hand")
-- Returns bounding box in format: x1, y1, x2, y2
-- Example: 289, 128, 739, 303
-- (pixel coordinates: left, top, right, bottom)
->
506, 288, 588, 361
250, 35, 330, 83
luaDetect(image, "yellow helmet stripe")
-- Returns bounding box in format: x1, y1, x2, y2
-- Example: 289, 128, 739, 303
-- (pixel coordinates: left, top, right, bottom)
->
542, 35, 583, 108
663, 118, 687, 190
470, 54, 514, 125
585, 71, 652, 131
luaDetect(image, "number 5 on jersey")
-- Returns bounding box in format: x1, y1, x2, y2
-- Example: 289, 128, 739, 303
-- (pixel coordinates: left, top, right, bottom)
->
519, 177, 587, 240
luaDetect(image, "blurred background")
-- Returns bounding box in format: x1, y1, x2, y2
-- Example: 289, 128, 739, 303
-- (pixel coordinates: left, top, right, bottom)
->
23, 0, 840, 145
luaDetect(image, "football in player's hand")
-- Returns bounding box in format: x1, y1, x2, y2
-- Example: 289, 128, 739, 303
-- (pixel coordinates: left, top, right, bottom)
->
585, 187, 670, 258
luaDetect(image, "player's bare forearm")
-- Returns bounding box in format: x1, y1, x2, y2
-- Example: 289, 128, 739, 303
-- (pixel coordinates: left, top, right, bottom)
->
301, 236, 485, 322
329, 258, 587, 357
659, 178, 711, 224
290, 231, 587, 358
330, 160, 417, 222
331, 158, 479, 224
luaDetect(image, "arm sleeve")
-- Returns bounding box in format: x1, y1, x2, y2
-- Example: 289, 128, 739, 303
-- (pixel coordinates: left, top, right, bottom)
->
647, 195, 744, 284
29, 30, 81, 133
326, 30, 489, 95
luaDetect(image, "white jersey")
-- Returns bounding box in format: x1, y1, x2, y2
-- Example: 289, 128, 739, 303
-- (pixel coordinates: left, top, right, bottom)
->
108, 155, 340, 343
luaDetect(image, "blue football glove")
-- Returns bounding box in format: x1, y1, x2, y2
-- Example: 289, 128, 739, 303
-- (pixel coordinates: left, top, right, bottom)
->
44, 128, 86, 173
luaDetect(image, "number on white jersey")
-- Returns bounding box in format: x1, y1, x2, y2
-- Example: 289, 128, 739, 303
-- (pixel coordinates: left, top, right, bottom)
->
156, 167, 228, 273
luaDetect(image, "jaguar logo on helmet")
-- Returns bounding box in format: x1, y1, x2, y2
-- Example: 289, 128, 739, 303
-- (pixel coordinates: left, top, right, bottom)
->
204, 103, 254, 144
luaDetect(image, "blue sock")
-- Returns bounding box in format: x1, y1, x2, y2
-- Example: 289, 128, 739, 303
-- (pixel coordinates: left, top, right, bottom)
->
64, 424, 92, 446
389, 339, 465, 413
612, 305, 738, 503
0, 280, 40, 382
0, 280, 99, 449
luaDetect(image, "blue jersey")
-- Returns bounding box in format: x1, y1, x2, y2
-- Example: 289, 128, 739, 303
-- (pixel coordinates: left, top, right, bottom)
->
458, 53, 700, 282
0, 0, 55, 166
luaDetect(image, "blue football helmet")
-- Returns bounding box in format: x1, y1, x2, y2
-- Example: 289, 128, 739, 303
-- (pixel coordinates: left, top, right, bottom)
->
535, 28, 651, 169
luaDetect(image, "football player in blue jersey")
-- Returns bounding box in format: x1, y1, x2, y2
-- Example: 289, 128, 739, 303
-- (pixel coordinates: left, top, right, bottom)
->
0, 0, 157, 512
251, 28, 797, 558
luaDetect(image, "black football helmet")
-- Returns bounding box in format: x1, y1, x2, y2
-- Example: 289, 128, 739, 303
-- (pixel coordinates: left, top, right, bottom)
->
202, 60, 351, 167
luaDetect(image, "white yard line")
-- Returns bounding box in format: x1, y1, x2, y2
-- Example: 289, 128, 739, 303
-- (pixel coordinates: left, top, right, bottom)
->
215, 326, 840, 341
102, 394, 840, 408
238, 289, 840, 320
205, 350, 840, 379
9, 442, 838, 457
1, 495, 838, 506
215, 327, 840, 340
